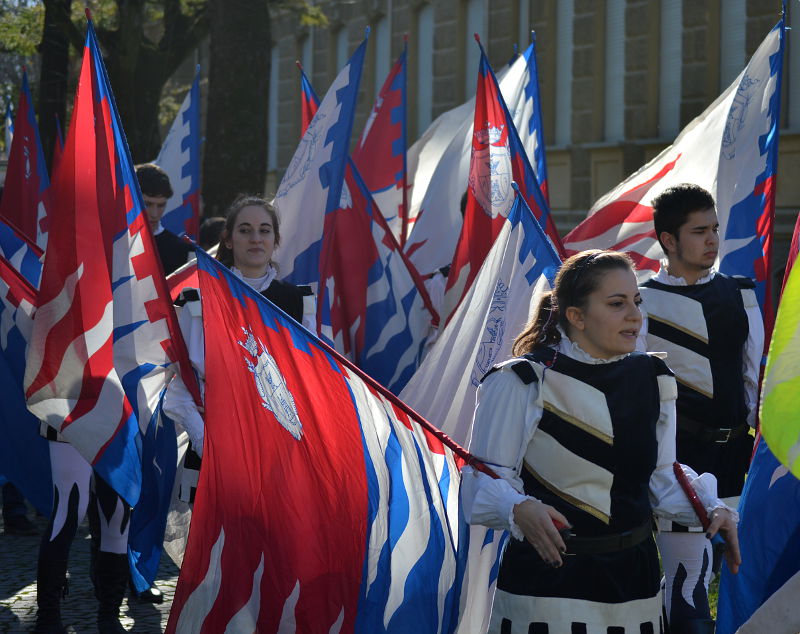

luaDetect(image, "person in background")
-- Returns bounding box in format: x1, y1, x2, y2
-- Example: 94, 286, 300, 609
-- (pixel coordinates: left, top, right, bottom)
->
135, 163, 193, 275
2, 481, 38, 536
637, 184, 763, 634
464, 249, 740, 633
198, 216, 226, 251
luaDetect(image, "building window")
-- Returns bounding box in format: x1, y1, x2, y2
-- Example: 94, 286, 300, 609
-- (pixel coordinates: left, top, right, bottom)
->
302, 30, 314, 80
518, 0, 530, 53
464, 0, 487, 98
374, 15, 391, 94
788, 2, 800, 129
555, 0, 574, 146
336, 27, 349, 72
720, 0, 746, 90
416, 3, 434, 132
268, 45, 279, 170
604, 0, 625, 141
659, 0, 682, 138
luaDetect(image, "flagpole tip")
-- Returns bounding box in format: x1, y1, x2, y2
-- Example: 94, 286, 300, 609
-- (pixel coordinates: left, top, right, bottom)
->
403, 33, 409, 43
474, 32, 481, 43
84, 7, 92, 20
365, 26, 371, 38
296, 60, 303, 70
195, 64, 201, 74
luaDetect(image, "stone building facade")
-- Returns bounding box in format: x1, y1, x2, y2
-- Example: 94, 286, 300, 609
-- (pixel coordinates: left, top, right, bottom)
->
268, 0, 799, 282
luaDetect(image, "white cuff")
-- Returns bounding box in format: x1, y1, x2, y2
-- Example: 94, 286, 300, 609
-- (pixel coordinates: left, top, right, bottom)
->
508, 495, 539, 541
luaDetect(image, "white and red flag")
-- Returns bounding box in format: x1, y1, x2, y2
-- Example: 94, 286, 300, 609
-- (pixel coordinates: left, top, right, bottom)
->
563, 18, 785, 325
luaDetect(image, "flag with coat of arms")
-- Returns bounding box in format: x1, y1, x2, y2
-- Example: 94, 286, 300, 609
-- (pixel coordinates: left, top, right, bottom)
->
404, 35, 556, 276
442, 37, 560, 325
167, 247, 508, 633
563, 16, 785, 325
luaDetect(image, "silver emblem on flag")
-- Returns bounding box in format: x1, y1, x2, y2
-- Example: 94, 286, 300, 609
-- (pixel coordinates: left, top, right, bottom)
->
237, 327, 303, 440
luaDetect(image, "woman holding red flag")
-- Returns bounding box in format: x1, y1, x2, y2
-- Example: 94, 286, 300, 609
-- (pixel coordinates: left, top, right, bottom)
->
463, 250, 740, 632
164, 195, 315, 503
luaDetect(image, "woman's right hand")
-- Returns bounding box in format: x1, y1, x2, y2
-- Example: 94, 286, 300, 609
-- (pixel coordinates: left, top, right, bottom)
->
513, 498, 570, 567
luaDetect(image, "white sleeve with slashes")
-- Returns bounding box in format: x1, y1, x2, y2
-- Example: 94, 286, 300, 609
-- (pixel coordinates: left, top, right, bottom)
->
649, 372, 737, 525
462, 365, 544, 540
162, 295, 207, 457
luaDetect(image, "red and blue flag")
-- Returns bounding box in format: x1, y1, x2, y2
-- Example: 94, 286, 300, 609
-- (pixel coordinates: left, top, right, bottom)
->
166, 248, 498, 633
23, 15, 196, 506
0, 255, 52, 515
0, 71, 52, 250
352, 42, 409, 242
154, 66, 202, 240
0, 216, 42, 288
285, 37, 436, 393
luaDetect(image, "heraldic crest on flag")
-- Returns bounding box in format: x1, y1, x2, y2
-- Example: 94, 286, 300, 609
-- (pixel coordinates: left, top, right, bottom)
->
237, 326, 304, 441
470, 122, 513, 218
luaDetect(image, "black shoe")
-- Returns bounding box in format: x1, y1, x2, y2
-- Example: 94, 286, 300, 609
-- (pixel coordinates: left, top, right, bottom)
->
34, 555, 68, 633
4, 515, 39, 536
132, 583, 163, 604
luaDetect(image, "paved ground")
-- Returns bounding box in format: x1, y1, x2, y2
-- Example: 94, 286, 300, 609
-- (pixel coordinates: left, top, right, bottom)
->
0, 509, 179, 633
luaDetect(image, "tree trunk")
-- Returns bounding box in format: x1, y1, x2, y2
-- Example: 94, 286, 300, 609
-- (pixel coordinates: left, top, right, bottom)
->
38, 0, 72, 172
202, 0, 271, 216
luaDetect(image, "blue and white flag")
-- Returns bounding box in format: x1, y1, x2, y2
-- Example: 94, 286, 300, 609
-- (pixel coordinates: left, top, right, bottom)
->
401, 188, 560, 446
295, 63, 437, 394
154, 67, 201, 240
717, 438, 800, 633
274, 36, 367, 284
0, 217, 42, 288
0, 255, 51, 514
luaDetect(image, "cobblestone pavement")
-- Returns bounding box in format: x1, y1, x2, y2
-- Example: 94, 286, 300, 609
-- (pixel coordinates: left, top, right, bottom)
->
1, 510, 179, 633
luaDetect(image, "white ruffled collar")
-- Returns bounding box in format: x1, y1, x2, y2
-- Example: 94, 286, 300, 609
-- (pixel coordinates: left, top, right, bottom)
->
231, 265, 278, 292
555, 326, 630, 365
651, 260, 716, 286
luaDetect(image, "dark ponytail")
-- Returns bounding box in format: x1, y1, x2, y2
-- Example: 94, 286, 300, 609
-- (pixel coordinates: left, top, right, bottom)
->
512, 291, 561, 356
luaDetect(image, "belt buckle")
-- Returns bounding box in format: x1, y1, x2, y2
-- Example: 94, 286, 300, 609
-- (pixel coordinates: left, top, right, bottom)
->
716, 428, 732, 443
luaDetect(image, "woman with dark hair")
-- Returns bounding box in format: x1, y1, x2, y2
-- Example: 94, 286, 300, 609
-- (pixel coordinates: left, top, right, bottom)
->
463, 249, 740, 632
163, 195, 314, 498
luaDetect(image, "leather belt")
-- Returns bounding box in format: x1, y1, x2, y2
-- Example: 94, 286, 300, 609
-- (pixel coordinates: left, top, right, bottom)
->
565, 520, 652, 555
677, 415, 748, 444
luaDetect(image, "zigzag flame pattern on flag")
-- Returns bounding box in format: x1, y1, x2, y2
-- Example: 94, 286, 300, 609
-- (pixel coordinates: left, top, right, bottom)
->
154, 67, 202, 240
564, 18, 784, 325
23, 18, 196, 505
291, 44, 436, 394
167, 249, 473, 633
352, 43, 409, 242
275, 36, 367, 285
442, 38, 559, 325
0, 71, 51, 250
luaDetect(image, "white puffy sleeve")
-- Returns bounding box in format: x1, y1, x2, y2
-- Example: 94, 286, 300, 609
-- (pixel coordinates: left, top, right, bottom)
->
649, 373, 737, 525
741, 287, 764, 428
301, 292, 317, 332
462, 364, 544, 540
162, 295, 207, 457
